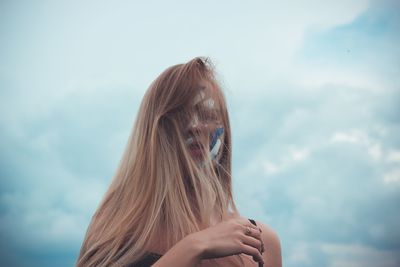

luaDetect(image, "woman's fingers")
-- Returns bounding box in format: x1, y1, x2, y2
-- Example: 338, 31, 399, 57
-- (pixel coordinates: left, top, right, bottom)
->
242, 235, 263, 253
236, 218, 261, 232
240, 243, 264, 264
238, 221, 265, 263
241, 224, 262, 241
198, 218, 265, 262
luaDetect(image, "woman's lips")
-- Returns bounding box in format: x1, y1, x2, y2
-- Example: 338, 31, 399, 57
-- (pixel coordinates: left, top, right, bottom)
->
188, 142, 205, 157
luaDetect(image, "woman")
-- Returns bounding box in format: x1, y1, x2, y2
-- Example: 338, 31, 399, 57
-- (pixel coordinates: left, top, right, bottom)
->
76, 57, 282, 267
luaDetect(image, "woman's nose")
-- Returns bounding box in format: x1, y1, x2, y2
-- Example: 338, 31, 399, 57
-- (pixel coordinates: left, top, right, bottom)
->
188, 115, 208, 134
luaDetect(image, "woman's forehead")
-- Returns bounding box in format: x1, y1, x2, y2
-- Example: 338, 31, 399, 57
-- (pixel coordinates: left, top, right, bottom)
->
193, 82, 219, 110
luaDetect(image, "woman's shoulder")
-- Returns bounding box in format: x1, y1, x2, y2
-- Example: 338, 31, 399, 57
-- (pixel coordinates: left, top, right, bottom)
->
234, 214, 281, 252
255, 220, 282, 267
228, 214, 282, 267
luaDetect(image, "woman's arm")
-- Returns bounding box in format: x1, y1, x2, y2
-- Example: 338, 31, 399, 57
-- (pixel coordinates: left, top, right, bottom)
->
152, 218, 265, 267
151, 234, 203, 267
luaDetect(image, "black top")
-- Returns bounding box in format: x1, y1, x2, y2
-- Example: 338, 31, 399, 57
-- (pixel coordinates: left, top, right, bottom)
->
128, 219, 257, 267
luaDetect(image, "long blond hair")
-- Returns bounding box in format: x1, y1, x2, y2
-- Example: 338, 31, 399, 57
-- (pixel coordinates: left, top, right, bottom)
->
76, 57, 239, 266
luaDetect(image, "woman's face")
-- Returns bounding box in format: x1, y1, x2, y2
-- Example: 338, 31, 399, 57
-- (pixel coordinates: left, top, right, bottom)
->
184, 85, 224, 164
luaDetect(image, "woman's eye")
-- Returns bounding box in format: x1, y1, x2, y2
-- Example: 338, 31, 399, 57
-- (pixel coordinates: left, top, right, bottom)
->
208, 114, 218, 120
204, 112, 219, 122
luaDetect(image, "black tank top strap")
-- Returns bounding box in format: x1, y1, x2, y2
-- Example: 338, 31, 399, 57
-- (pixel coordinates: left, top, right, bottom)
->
248, 218, 257, 226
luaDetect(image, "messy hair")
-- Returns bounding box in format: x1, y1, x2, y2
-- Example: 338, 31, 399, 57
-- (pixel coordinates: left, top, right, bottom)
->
76, 57, 246, 266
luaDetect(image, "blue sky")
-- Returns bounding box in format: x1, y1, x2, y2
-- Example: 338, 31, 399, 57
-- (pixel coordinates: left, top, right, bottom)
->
1, 0, 399, 266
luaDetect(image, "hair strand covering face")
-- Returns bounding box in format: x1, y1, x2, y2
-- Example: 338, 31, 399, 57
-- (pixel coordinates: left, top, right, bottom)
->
76, 57, 244, 267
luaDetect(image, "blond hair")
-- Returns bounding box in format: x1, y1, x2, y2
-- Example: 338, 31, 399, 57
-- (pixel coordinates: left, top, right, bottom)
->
76, 57, 240, 266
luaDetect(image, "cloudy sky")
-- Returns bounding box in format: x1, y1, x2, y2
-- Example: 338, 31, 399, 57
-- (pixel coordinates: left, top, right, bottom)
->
1, 0, 399, 266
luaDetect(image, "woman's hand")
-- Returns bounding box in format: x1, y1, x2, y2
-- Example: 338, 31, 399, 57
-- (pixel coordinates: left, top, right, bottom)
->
188, 217, 265, 264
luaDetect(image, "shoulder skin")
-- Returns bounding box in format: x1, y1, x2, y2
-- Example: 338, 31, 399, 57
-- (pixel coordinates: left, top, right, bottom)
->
256, 221, 282, 267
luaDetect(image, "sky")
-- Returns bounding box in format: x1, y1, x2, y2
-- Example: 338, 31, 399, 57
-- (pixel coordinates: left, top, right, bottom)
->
0, 0, 399, 266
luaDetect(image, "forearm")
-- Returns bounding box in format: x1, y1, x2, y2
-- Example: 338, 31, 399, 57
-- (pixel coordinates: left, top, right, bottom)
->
152, 235, 203, 267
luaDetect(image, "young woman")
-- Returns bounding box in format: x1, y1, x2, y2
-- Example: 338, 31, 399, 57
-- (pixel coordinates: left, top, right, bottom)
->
76, 57, 282, 267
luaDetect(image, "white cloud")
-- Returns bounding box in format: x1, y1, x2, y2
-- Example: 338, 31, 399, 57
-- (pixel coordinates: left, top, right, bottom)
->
290, 147, 310, 162
321, 242, 400, 267
383, 169, 400, 185
262, 160, 281, 175
368, 144, 383, 162
258, 145, 312, 176
386, 150, 400, 163
287, 241, 312, 265
0, 164, 108, 249
330, 130, 383, 161
331, 130, 367, 144
291, 65, 388, 93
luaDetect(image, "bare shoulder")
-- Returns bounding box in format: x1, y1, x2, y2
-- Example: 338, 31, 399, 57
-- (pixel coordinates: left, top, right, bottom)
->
227, 214, 282, 266
256, 221, 282, 267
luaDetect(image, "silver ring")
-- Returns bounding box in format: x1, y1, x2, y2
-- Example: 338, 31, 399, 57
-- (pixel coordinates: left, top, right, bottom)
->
245, 226, 251, 235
